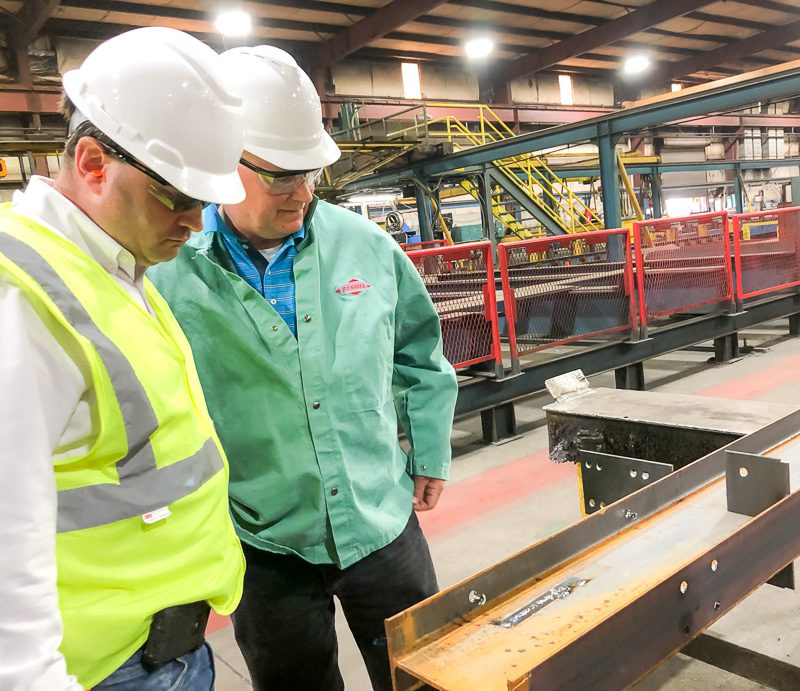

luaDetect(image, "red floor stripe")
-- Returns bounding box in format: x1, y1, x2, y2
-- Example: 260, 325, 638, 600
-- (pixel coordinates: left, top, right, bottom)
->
418, 449, 573, 539
206, 611, 230, 635
697, 353, 800, 400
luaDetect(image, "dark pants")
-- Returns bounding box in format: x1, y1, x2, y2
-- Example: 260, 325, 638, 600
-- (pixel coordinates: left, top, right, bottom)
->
231, 512, 438, 691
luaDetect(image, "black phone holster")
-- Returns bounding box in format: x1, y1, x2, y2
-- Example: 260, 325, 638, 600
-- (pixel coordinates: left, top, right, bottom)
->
141, 601, 211, 672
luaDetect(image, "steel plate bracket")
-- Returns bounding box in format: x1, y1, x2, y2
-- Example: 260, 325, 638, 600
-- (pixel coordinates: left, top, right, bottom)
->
726, 450, 794, 589
578, 450, 673, 515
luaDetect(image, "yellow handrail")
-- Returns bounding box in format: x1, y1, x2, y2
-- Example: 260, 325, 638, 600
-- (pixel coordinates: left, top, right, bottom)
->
336, 102, 605, 234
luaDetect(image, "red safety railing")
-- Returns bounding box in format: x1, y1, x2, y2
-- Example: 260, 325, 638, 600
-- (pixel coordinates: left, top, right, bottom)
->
401, 239, 448, 252
733, 207, 800, 301
633, 212, 733, 329
498, 229, 636, 365
405, 241, 502, 370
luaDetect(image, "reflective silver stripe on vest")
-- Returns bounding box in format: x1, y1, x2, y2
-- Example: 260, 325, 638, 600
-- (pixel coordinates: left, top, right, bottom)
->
0, 232, 224, 532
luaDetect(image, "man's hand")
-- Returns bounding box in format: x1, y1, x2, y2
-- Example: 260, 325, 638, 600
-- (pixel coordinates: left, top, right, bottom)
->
413, 476, 446, 512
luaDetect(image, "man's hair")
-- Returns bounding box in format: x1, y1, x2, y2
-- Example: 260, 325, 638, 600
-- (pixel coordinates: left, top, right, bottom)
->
61, 94, 80, 159
61, 95, 121, 163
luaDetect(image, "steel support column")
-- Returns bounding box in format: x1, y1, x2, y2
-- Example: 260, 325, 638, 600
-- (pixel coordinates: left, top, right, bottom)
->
615, 362, 645, 391
789, 313, 800, 336
480, 402, 519, 444
598, 130, 622, 230
714, 333, 740, 362
481, 169, 499, 257
413, 181, 435, 242
650, 167, 663, 218
734, 165, 745, 214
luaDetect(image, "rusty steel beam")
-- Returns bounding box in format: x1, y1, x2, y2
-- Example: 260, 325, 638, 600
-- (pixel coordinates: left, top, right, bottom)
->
16, 0, 62, 45
386, 409, 800, 690
315, 0, 448, 68
492, 0, 715, 86
663, 19, 800, 82
0, 90, 62, 113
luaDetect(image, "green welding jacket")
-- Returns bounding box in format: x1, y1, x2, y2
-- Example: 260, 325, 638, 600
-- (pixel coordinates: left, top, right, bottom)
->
148, 199, 458, 568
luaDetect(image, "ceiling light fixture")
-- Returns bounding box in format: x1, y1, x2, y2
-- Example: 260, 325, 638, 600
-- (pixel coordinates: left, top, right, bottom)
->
215, 10, 252, 37
624, 55, 650, 75
465, 37, 494, 60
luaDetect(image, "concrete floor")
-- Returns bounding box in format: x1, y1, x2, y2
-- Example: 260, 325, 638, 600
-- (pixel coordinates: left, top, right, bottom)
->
209, 319, 800, 690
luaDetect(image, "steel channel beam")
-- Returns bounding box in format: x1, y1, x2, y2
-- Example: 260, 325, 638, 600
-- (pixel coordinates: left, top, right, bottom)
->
387, 409, 800, 690
455, 292, 800, 418
347, 62, 800, 189
521, 473, 800, 689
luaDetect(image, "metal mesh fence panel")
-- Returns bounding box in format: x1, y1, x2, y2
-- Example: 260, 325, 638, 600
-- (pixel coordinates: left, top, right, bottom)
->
633, 212, 732, 326
733, 207, 800, 300
498, 229, 635, 362
406, 241, 502, 370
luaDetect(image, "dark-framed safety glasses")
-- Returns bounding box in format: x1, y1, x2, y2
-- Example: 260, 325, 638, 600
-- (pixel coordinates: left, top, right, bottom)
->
239, 158, 322, 195
72, 124, 213, 213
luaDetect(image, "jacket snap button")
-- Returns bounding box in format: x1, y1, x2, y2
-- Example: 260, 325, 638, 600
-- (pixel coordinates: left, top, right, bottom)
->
303, 314, 312, 322
331, 488, 338, 496
312, 401, 321, 409
272, 325, 278, 332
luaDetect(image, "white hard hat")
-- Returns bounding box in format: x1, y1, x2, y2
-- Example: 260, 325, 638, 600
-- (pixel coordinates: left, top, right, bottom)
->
219, 45, 341, 171
63, 27, 246, 204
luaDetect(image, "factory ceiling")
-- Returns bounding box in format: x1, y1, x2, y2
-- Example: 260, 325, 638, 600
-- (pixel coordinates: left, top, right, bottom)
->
4, 0, 800, 90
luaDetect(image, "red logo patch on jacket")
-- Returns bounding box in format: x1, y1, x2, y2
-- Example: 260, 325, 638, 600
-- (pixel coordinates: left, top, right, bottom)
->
335, 278, 372, 296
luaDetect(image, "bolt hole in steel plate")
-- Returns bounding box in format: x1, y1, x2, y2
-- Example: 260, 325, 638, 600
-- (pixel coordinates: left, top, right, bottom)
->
578, 450, 673, 515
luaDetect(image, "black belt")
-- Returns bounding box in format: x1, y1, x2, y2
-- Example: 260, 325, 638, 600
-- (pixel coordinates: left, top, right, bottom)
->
141, 601, 210, 671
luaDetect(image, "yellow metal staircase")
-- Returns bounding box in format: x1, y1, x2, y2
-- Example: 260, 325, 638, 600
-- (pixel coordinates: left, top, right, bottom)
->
334, 103, 605, 235
457, 179, 546, 240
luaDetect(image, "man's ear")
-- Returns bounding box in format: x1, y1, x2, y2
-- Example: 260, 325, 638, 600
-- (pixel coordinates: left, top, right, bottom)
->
72, 137, 109, 191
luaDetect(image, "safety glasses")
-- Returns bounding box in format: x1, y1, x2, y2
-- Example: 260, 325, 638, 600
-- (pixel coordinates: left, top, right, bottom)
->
239, 158, 322, 195
95, 135, 212, 213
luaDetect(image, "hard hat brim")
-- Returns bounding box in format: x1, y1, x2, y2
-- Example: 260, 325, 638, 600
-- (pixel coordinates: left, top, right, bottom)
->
244, 130, 341, 173
185, 169, 246, 206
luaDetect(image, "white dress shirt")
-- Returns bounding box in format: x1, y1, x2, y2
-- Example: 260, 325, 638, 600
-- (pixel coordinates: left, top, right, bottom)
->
0, 176, 151, 690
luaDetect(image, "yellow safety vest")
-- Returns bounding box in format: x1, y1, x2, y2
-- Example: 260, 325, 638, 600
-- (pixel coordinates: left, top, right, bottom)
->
0, 209, 244, 688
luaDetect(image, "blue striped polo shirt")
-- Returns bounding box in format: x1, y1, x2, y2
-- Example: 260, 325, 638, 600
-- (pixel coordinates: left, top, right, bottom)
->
202, 205, 304, 336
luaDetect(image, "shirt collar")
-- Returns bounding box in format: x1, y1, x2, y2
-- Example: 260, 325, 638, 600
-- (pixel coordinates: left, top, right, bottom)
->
205, 204, 306, 249
12, 176, 139, 282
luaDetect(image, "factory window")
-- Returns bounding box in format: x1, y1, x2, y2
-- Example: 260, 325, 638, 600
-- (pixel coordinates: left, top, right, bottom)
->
401, 63, 422, 100
558, 74, 573, 106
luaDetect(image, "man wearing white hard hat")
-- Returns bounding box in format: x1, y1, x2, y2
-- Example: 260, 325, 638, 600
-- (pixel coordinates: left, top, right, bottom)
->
149, 45, 457, 690
0, 28, 246, 690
